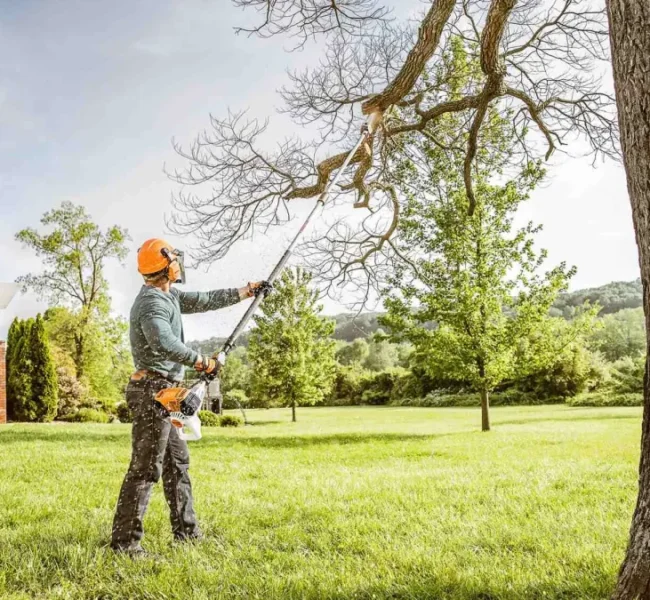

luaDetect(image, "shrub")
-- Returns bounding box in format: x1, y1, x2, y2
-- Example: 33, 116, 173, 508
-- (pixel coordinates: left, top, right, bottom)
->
327, 364, 368, 405
56, 367, 87, 419
609, 356, 644, 394
389, 372, 425, 404
517, 345, 607, 400
362, 338, 399, 372
116, 402, 133, 423
430, 392, 479, 407
489, 389, 563, 406
219, 414, 243, 427
568, 392, 643, 407
395, 392, 479, 407
198, 410, 220, 427
336, 339, 369, 366
62, 408, 111, 423
361, 368, 408, 405
395, 389, 563, 407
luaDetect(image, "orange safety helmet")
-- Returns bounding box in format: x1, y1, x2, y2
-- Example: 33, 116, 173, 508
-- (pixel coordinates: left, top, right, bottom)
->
137, 238, 186, 284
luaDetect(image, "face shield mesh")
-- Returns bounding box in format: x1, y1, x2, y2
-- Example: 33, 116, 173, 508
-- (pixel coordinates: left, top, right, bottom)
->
159, 247, 186, 284
172, 250, 186, 284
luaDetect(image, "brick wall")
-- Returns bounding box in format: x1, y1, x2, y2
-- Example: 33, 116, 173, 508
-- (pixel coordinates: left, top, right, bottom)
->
0, 341, 6, 424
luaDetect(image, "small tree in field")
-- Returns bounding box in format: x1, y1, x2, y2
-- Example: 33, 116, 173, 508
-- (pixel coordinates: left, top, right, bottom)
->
363, 334, 399, 372
336, 338, 370, 366
248, 268, 336, 422
382, 90, 574, 431
589, 307, 645, 362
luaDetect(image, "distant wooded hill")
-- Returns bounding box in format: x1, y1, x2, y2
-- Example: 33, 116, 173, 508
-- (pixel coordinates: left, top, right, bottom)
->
188, 279, 642, 352
549, 279, 642, 319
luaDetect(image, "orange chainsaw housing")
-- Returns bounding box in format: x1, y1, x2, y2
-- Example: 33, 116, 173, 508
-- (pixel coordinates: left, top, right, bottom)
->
155, 387, 190, 428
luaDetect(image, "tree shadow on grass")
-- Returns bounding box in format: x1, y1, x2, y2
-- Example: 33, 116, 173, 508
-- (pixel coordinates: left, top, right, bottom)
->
346, 567, 615, 600
199, 431, 464, 450
0, 409, 637, 448
0, 429, 128, 445
0, 427, 462, 448
496, 412, 639, 427
346, 578, 613, 600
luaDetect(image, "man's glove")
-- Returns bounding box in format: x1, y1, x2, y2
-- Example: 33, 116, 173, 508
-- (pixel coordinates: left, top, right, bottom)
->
248, 280, 274, 298
194, 354, 218, 375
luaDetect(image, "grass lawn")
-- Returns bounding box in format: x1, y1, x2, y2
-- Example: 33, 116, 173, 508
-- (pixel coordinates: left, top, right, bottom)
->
0, 405, 641, 599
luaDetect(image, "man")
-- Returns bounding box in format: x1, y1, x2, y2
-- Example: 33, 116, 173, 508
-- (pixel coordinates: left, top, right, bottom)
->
111, 238, 265, 555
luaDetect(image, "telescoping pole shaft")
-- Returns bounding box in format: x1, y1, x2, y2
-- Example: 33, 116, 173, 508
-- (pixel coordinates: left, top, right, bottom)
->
219, 117, 377, 357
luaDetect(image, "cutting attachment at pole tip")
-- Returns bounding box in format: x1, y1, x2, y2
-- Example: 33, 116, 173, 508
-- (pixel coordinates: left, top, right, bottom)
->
366, 110, 384, 135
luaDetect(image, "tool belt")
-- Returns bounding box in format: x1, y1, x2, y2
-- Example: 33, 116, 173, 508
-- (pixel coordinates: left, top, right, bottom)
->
130, 369, 181, 385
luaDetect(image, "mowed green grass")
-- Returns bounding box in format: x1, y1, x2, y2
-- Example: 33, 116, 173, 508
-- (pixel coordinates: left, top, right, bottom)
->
0, 406, 641, 600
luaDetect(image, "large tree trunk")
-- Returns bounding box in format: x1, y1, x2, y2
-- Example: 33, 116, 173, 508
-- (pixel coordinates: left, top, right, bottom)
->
480, 388, 491, 432
607, 1, 650, 598
291, 399, 297, 423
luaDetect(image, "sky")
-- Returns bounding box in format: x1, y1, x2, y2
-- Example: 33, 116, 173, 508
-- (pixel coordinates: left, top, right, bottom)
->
0, 0, 640, 342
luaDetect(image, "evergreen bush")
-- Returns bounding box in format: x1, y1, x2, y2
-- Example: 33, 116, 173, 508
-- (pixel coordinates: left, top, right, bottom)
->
219, 414, 244, 427
28, 315, 58, 422
198, 410, 220, 427
568, 392, 643, 407
55, 367, 86, 419
116, 402, 133, 423
62, 408, 111, 423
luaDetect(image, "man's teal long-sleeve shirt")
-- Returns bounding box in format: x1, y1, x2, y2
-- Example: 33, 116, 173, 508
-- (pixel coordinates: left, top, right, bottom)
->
130, 285, 240, 381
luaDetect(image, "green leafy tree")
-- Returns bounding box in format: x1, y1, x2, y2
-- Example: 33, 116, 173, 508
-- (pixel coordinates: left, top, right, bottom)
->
396, 343, 414, 368
609, 356, 645, 395
44, 307, 132, 410
336, 338, 370, 366
383, 43, 574, 430
16, 201, 129, 378
220, 346, 251, 393
248, 268, 336, 421
363, 336, 399, 372
589, 307, 646, 361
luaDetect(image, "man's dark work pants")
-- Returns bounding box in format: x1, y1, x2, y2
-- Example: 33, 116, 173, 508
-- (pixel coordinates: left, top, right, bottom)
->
111, 376, 200, 551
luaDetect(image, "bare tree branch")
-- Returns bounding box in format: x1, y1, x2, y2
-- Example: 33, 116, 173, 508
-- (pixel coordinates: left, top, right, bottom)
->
172, 0, 619, 303
361, 0, 457, 114
233, 0, 390, 48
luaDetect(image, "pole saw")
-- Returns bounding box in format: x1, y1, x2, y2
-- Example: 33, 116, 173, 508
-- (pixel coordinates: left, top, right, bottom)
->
156, 111, 382, 440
